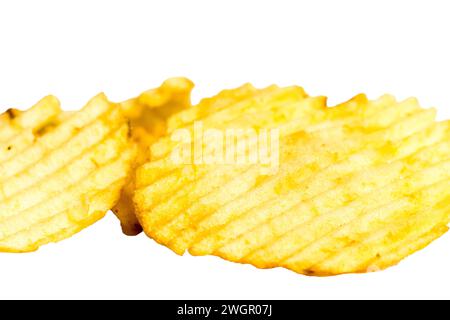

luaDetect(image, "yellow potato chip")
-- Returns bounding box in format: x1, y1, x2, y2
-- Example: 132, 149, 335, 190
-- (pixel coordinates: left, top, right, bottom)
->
0, 93, 134, 252
134, 84, 450, 276
112, 77, 194, 235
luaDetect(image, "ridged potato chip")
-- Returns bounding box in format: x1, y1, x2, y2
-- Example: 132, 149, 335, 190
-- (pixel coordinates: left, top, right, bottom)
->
0, 94, 134, 252
113, 78, 194, 235
134, 84, 450, 276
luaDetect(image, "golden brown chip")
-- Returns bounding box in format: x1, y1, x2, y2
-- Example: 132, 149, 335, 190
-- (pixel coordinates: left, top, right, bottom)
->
134, 84, 450, 276
0, 94, 134, 252
112, 77, 194, 235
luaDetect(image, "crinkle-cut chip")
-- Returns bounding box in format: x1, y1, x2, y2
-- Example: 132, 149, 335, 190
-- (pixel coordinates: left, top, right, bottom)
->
134, 85, 450, 275
112, 77, 194, 235
0, 93, 134, 252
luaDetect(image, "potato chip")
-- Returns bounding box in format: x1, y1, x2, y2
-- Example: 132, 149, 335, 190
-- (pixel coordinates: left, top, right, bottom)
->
112, 78, 194, 235
134, 84, 450, 276
0, 93, 134, 252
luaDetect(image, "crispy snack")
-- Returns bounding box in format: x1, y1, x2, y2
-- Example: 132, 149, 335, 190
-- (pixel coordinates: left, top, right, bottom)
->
0, 94, 134, 252
134, 85, 450, 276
113, 78, 194, 235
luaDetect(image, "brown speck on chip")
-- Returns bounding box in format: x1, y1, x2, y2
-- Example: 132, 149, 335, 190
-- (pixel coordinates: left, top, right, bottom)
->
127, 121, 132, 138
34, 126, 49, 137
305, 269, 315, 275
5, 108, 19, 120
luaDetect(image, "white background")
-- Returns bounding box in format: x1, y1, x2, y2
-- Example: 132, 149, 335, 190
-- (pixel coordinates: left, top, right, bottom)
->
0, 0, 449, 300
